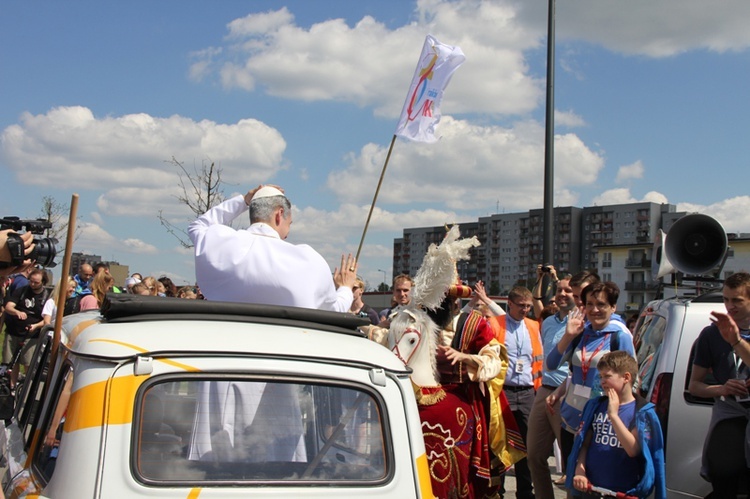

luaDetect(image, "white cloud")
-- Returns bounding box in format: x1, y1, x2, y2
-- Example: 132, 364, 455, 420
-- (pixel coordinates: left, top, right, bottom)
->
555, 109, 586, 128
285, 201, 463, 273
76, 222, 159, 256
590, 188, 671, 207
189, 0, 750, 123
289, 203, 459, 248
90, 212, 104, 226
677, 196, 750, 234
515, 0, 750, 57
0, 107, 288, 219
226, 6, 295, 38
616, 160, 645, 183
121, 238, 159, 254
327, 116, 604, 212
642, 191, 669, 204
190, 1, 544, 117
591, 188, 636, 206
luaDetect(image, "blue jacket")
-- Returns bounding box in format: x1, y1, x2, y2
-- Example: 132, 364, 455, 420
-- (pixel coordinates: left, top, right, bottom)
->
73, 273, 92, 297
547, 325, 635, 432
566, 396, 666, 499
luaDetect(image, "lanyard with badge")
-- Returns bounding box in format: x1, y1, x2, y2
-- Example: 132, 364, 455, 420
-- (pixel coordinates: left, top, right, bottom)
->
514, 324, 526, 374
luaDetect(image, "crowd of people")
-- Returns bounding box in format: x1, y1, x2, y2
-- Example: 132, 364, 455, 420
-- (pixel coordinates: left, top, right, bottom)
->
349, 252, 661, 496
3, 183, 750, 498
0, 259, 203, 392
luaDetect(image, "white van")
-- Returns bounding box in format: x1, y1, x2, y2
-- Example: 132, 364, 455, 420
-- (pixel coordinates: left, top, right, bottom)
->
0, 294, 434, 498
633, 291, 725, 498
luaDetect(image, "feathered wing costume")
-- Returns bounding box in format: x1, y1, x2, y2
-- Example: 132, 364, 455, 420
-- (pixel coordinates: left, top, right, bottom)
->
411, 224, 479, 311
408, 225, 526, 497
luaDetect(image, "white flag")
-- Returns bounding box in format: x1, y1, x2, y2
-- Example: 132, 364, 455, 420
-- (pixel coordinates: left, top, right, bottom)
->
394, 35, 465, 143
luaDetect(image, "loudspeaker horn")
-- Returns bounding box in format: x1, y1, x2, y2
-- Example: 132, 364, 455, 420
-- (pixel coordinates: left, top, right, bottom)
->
663, 213, 728, 276
651, 229, 674, 279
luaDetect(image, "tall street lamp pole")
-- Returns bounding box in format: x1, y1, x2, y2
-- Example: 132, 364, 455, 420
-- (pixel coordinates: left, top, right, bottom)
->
542, 0, 556, 302
378, 269, 388, 289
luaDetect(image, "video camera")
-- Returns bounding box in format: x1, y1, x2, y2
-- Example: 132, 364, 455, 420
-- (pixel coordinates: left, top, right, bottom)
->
0, 217, 58, 268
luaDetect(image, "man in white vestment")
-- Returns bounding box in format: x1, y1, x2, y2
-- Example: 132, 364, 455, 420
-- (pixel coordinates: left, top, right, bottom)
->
188, 184, 357, 311
187, 185, 358, 464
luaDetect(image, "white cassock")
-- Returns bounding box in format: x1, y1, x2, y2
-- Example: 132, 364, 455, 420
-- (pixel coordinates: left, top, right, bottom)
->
188, 194, 352, 312
187, 195, 351, 463
187, 381, 306, 463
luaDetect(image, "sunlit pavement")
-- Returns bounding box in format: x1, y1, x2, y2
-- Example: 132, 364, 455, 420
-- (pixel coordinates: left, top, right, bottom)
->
502, 457, 568, 499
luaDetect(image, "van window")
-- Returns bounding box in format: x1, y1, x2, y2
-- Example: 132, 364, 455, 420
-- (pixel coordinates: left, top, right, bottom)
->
134, 377, 390, 486
634, 312, 666, 394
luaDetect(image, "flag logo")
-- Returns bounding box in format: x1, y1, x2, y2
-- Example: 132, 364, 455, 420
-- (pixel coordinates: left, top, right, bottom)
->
395, 35, 465, 143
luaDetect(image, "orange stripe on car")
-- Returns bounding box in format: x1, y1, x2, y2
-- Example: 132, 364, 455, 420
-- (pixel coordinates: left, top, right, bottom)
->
89, 339, 200, 371
64, 375, 145, 432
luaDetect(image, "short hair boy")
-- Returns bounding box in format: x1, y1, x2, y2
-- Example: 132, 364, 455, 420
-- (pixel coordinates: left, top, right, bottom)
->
567, 351, 666, 498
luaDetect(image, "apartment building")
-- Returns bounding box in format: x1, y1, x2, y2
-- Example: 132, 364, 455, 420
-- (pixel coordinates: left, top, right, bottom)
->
391, 201, 750, 312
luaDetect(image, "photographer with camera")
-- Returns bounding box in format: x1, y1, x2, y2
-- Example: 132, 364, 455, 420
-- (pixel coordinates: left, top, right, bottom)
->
4, 268, 49, 391
0, 229, 35, 278
532, 263, 558, 320
0, 218, 57, 273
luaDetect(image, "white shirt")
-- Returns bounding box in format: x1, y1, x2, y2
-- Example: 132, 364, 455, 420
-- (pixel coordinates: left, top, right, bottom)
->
42, 298, 56, 321
188, 195, 352, 312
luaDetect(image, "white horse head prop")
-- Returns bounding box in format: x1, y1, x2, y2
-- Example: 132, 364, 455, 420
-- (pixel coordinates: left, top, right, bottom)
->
387, 307, 440, 387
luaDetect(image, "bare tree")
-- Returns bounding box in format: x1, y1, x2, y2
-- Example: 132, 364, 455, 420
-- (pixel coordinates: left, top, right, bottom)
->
158, 156, 227, 248
39, 196, 71, 241
38, 195, 79, 260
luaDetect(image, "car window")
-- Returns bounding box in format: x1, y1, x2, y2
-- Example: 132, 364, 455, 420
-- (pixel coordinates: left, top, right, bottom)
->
634, 312, 666, 394
683, 338, 717, 406
33, 363, 73, 483
17, 330, 55, 446
134, 377, 390, 486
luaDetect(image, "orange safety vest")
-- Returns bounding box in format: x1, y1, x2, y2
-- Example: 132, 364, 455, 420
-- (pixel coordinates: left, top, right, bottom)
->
494, 316, 544, 390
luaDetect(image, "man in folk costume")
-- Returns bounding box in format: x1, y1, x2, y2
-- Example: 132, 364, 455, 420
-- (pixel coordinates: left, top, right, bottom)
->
406, 225, 526, 498
494, 286, 544, 499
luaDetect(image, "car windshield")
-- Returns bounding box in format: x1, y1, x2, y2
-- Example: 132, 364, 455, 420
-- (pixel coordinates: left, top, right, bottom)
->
134, 377, 389, 485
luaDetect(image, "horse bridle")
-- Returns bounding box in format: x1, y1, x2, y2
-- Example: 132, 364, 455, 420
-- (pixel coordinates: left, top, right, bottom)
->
392, 327, 422, 365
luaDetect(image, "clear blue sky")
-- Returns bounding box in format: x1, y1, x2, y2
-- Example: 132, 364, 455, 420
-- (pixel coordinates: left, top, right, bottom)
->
2, 0, 749, 288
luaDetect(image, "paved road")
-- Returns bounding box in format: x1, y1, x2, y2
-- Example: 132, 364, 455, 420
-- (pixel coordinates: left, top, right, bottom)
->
502, 457, 568, 498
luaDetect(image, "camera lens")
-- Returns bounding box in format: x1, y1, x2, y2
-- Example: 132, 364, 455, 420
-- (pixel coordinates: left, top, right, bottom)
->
31, 236, 58, 268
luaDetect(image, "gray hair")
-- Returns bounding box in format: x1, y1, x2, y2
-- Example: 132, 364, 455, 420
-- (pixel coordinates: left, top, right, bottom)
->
249, 195, 292, 224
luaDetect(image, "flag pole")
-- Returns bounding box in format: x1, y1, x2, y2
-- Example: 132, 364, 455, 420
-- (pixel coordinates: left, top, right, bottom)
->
355, 134, 397, 263
50, 194, 79, 368
354, 35, 464, 265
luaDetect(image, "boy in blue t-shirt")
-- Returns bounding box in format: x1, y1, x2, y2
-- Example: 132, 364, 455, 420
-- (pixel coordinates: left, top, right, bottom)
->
567, 350, 666, 499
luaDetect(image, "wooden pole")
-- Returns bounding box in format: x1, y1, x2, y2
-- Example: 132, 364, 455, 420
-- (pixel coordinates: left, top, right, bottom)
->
50, 194, 78, 369
354, 134, 397, 263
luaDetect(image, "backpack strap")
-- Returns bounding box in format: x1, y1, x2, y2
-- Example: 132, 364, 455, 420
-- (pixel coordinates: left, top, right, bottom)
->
610, 330, 620, 352
561, 333, 583, 365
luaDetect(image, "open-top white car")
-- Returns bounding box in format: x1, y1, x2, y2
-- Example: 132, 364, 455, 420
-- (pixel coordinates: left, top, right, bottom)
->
1, 294, 434, 498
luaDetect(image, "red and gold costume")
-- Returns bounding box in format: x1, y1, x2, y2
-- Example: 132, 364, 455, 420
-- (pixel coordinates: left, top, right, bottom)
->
418, 309, 526, 498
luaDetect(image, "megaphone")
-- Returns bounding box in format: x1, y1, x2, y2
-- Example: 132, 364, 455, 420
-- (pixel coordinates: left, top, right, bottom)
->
651, 229, 674, 279
660, 213, 728, 277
